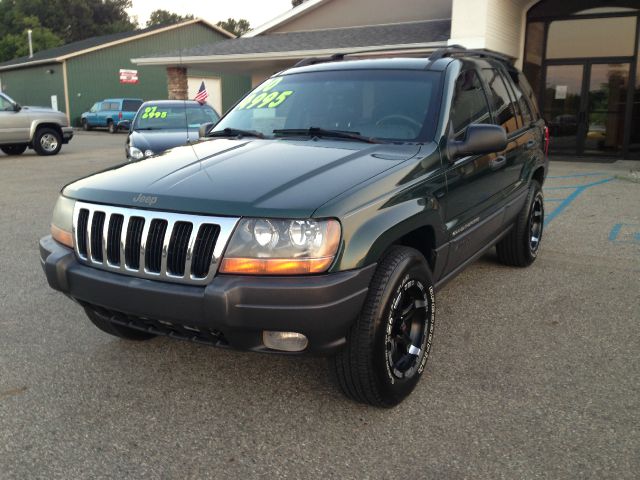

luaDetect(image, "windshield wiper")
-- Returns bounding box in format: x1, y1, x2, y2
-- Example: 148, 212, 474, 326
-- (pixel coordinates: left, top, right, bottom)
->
273, 127, 380, 144
208, 127, 264, 139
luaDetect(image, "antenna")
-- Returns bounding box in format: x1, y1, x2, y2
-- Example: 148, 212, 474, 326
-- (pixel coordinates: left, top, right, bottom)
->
27, 29, 33, 58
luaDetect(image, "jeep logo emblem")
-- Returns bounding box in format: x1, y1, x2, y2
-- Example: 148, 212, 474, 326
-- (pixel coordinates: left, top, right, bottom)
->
132, 193, 158, 206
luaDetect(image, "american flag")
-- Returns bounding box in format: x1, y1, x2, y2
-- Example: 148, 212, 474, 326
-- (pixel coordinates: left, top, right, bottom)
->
194, 81, 208, 104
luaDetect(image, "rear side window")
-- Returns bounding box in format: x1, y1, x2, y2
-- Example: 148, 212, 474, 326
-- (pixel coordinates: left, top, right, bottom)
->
110, 102, 120, 110
508, 76, 534, 125
517, 73, 540, 118
449, 70, 492, 140
123, 100, 142, 112
481, 68, 518, 134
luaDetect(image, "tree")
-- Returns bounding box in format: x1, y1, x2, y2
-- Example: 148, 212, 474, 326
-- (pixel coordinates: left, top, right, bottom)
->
0, 0, 137, 54
146, 9, 194, 28
0, 16, 62, 61
216, 18, 250, 37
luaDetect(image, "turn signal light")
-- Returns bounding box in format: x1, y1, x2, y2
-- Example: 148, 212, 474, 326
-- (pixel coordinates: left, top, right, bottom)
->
51, 224, 74, 248
219, 256, 334, 275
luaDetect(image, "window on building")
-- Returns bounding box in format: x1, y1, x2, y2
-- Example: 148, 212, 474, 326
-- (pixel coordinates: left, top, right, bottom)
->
546, 17, 637, 59
449, 70, 492, 140
481, 69, 518, 134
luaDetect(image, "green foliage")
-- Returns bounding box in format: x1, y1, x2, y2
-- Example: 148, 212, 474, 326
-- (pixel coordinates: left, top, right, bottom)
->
146, 9, 194, 28
0, 0, 137, 61
0, 15, 63, 61
216, 18, 250, 37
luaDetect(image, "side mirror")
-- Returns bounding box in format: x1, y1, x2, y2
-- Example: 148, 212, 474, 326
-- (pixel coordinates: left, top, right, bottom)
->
199, 122, 215, 139
448, 124, 507, 160
118, 119, 131, 131
13, 103, 21, 112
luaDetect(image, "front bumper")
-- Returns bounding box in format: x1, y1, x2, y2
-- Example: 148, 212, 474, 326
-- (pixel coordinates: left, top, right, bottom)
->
62, 127, 74, 144
39, 235, 374, 355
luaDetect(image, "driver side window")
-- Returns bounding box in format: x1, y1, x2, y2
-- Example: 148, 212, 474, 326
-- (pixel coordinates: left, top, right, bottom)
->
0, 94, 14, 111
450, 70, 492, 140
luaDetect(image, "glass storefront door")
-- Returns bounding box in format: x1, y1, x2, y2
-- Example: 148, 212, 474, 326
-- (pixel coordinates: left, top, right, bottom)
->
544, 62, 631, 156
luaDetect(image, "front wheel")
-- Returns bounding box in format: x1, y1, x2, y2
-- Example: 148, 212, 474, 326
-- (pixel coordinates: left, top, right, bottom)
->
1, 144, 27, 155
81, 118, 90, 131
33, 128, 62, 155
496, 180, 544, 267
331, 246, 435, 407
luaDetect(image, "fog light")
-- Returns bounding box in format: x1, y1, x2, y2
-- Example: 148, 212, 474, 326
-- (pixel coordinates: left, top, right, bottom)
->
263, 331, 308, 352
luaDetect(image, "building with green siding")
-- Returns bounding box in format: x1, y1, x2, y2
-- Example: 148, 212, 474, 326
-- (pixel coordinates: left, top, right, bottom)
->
0, 19, 251, 126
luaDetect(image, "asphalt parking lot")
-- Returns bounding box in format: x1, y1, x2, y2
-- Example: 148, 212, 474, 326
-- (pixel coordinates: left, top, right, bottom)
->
1, 132, 639, 479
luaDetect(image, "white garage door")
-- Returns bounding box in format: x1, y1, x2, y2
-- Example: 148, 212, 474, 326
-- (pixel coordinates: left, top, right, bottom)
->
187, 77, 222, 114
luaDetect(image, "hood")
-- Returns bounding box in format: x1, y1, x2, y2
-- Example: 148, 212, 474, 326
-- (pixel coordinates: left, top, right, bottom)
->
22, 106, 59, 113
63, 138, 422, 218
129, 129, 199, 155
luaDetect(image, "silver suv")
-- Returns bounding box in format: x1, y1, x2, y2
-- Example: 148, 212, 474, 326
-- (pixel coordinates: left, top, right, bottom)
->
0, 92, 73, 156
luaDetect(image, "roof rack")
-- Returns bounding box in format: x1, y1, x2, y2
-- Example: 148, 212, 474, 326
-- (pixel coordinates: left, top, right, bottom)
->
428, 45, 514, 66
293, 53, 345, 68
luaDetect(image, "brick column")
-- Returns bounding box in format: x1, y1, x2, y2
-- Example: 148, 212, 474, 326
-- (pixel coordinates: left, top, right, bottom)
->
167, 66, 188, 100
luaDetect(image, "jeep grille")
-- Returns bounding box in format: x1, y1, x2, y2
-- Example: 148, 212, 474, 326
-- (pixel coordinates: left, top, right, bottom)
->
72, 201, 239, 285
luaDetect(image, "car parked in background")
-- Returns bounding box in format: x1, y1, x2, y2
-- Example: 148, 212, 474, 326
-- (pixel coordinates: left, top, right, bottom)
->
81, 98, 143, 133
0, 91, 73, 156
124, 100, 220, 160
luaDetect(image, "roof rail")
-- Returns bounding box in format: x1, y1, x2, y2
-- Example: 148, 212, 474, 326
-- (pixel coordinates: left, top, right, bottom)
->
428, 45, 514, 65
293, 53, 345, 68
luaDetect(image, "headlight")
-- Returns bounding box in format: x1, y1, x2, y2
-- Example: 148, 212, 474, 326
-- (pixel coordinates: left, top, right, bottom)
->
220, 218, 341, 275
51, 195, 75, 248
129, 146, 144, 160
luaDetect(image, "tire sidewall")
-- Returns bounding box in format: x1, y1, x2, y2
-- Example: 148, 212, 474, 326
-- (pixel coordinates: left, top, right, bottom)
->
82, 119, 89, 131
371, 252, 435, 404
34, 128, 62, 156
524, 184, 544, 261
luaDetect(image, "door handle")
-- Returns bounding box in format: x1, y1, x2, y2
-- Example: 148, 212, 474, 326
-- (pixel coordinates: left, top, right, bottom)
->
489, 155, 507, 170
526, 139, 536, 149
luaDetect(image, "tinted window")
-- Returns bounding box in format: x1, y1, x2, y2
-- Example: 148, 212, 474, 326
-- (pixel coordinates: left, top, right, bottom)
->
481, 68, 518, 133
509, 76, 534, 125
517, 72, 540, 118
449, 70, 491, 140
214, 70, 440, 141
123, 100, 142, 112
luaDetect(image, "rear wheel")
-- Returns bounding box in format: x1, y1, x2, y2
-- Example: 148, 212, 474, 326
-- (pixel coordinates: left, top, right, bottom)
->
1, 144, 27, 155
332, 246, 435, 407
496, 180, 544, 267
32, 127, 62, 156
107, 120, 116, 134
84, 307, 156, 341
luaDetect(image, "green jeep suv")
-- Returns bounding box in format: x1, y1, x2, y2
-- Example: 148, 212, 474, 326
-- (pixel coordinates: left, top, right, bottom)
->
40, 48, 548, 407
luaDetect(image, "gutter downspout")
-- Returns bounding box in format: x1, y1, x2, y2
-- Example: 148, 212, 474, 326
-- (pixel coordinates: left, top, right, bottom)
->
62, 60, 71, 125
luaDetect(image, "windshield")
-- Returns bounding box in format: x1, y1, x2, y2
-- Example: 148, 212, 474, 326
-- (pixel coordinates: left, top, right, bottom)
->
133, 104, 219, 130
213, 69, 440, 142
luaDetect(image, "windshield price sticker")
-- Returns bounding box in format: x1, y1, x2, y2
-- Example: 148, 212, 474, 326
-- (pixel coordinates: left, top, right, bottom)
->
237, 77, 293, 110
142, 106, 168, 119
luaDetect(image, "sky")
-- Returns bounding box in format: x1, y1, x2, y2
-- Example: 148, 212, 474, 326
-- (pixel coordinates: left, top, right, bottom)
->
128, 0, 295, 32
